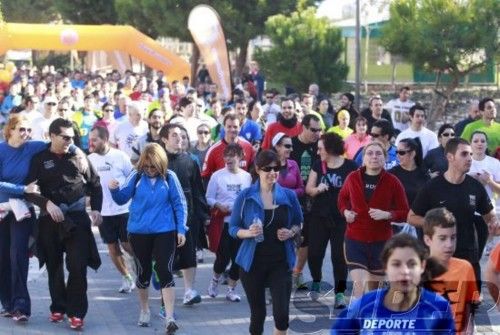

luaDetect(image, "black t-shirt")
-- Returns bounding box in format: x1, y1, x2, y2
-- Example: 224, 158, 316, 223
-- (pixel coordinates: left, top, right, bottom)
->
290, 136, 319, 184
311, 159, 358, 218
255, 205, 287, 262
362, 172, 380, 201
388, 166, 430, 205
424, 146, 448, 174
411, 175, 493, 262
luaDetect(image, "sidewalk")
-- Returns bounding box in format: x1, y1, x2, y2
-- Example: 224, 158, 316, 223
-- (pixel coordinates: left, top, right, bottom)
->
1, 224, 499, 334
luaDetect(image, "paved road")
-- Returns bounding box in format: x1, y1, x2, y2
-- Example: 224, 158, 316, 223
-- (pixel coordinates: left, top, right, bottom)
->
1, 224, 500, 334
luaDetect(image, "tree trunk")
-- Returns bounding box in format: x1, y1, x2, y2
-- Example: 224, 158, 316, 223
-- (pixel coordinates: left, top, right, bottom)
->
391, 62, 397, 90
429, 73, 459, 128
234, 41, 249, 81
429, 71, 442, 126
363, 27, 370, 94
191, 44, 200, 85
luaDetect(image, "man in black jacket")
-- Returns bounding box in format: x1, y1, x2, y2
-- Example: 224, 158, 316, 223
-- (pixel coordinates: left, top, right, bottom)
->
25, 118, 102, 330
159, 123, 209, 307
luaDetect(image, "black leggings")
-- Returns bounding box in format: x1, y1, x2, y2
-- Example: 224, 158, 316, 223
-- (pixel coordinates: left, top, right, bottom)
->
240, 260, 292, 335
213, 222, 241, 281
129, 231, 176, 289
307, 216, 347, 294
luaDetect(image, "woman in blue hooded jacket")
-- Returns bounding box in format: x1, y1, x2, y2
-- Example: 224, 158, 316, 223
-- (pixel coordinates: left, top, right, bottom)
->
229, 150, 302, 335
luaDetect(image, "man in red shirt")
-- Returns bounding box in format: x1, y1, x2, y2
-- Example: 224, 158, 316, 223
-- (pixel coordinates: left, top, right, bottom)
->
201, 114, 254, 181
261, 98, 302, 149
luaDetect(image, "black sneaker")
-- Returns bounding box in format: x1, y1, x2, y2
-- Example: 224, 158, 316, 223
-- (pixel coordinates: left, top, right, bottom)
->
12, 311, 29, 322
165, 317, 179, 334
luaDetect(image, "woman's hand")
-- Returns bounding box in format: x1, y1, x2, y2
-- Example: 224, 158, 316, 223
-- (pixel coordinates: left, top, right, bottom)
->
344, 209, 357, 223
368, 208, 391, 220
108, 179, 120, 190
277, 228, 294, 241
46, 201, 64, 223
177, 233, 186, 247
24, 180, 40, 194
316, 183, 329, 194
247, 222, 263, 238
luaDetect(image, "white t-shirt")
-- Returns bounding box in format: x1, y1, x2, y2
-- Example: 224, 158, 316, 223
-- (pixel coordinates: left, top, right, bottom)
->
263, 103, 281, 126
88, 148, 134, 216
385, 98, 414, 131
468, 155, 500, 205
206, 167, 252, 221
112, 120, 148, 157
395, 127, 439, 157
20, 109, 41, 124
31, 114, 57, 141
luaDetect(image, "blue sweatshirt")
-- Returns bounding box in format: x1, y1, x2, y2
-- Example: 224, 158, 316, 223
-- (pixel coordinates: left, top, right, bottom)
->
111, 170, 188, 234
0, 140, 48, 203
229, 181, 303, 272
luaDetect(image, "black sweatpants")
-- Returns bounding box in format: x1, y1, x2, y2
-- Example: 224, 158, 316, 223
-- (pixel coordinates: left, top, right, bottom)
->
38, 212, 91, 319
307, 216, 347, 294
129, 231, 177, 289
240, 260, 292, 335
213, 222, 241, 281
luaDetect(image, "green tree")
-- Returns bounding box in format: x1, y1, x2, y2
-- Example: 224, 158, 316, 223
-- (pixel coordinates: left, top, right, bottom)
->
54, 0, 117, 24
2, 0, 57, 23
380, 0, 500, 123
254, 4, 348, 93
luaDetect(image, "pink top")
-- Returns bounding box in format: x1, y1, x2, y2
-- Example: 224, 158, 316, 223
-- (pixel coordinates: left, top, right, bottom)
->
277, 159, 304, 197
344, 133, 371, 159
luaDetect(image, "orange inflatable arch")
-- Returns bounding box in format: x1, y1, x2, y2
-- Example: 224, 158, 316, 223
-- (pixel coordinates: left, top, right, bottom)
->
0, 23, 190, 81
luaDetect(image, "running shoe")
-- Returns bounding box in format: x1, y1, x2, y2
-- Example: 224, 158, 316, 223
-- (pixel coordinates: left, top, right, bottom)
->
225, 288, 241, 302
308, 282, 320, 301
68, 317, 83, 330
49, 312, 64, 323
12, 311, 29, 322
183, 289, 201, 305
118, 276, 135, 293
293, 272, 308, 290
165, 317, 179, 334
334, 293, 347, 309
0, 309, 12, 318
208, 277, 220, 298
137, 309, 150, 327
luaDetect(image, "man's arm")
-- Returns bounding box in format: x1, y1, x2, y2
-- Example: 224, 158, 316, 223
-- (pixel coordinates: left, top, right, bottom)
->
407, 209, 425, 228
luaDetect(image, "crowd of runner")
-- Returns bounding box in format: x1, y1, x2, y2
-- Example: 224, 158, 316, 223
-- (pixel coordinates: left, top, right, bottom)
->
0, 63, 499, 334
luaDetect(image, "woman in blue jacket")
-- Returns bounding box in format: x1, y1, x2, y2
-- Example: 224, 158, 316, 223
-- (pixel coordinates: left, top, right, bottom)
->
229, 150, 303, 335
110, 143, 187, 334
0, 114, 47, 322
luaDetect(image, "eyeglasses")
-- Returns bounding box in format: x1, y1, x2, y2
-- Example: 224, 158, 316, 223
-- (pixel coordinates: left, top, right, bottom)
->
441, 132, 455, 137
281, 144, 293, 149
396, 149, 412, 156
260, 165, 281, 172
197, 130, 210, 135
18, 127, 32, 133
308, 127, 322, 133
57, 134, 74, 142
370, 133, 381, 138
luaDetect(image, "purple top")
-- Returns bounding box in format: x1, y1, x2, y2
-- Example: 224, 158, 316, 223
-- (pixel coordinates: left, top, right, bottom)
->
277, 159, 304, 197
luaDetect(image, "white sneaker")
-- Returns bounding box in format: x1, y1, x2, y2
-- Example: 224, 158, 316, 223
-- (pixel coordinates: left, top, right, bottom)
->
208, 277, 219, 298
119, 276, 134, 293
183, 289, 202, 305
226, 288, 241, 302
137, 309, 150, 327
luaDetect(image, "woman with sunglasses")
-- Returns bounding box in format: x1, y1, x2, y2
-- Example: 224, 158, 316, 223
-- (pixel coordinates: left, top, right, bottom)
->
305, 133, 357, 307
389, 138, 429, 238
272, 132, 304, 197
338, 142, 409, 299
190, 123, 213, 170
468, 131, 500, 257
0, 114, 47, 322
229, 150, 302, 335
424, 124, 455, 178
110, 143, 187, 333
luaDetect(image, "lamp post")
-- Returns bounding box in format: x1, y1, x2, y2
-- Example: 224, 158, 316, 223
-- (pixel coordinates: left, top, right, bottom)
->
355, 0, 361, 112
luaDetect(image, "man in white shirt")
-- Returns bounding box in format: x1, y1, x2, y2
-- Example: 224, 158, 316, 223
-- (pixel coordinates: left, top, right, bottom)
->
111, 101, 148, 157
20, 95, 41, 124
88, 126, 135, 293
31, 96, 58, 140
262, 90, 281, 127
385, 86, 415, 132
395, 104, 439, 157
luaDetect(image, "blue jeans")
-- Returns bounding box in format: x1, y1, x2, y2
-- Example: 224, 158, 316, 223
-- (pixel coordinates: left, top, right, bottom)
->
0, 210, 34, 315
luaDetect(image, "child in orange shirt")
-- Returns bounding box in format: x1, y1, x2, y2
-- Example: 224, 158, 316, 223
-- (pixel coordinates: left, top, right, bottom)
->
423, 207, 480, 335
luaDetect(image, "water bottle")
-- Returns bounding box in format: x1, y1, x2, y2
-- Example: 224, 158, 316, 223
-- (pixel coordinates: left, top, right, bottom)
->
253, 217, 264, 243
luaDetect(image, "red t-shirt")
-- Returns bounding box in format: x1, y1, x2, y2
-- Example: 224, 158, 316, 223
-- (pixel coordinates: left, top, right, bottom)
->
261, 121, 302, 150
201, 138, 254, 180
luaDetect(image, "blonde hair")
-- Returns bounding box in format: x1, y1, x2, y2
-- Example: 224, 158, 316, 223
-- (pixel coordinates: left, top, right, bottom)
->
3, 114, 29, 140
337, 109, 350, 121
136, 143, 169, 176
362, 142, 387, 159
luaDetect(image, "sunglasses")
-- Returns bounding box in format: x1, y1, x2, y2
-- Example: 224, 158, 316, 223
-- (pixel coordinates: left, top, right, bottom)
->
260, 165, 281, 172
370, 133, 381, 138
441, 132, 455, 137
396, 149, 412, 156
308, 127, 322, 133
46, 102, 57, 106
281, 144, 293, 149
198, 130, 210, 135
58, 108, 68, 112
104, 109, 114, 112
18, 127, 32, 133
58, 134, 74, 142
